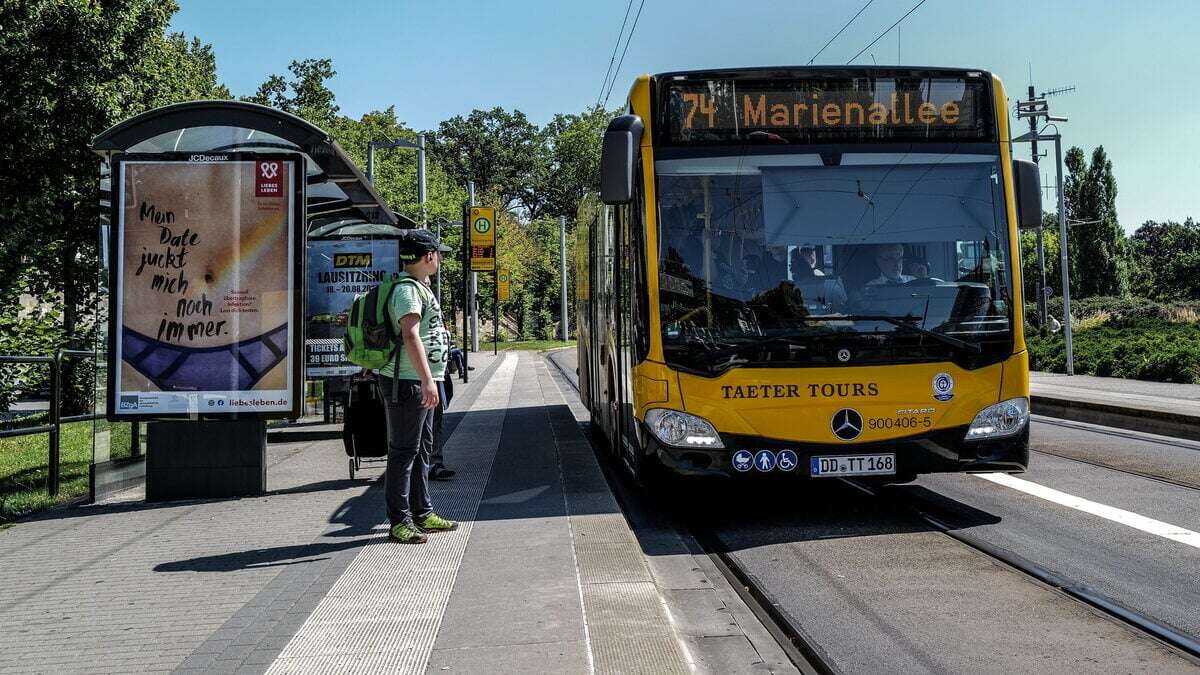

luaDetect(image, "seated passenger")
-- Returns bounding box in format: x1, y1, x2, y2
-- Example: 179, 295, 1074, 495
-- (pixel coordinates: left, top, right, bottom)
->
763, 245, 789, 282
790, 245, 825, 279
866, 243, 915, 286
738, 253, 769, 297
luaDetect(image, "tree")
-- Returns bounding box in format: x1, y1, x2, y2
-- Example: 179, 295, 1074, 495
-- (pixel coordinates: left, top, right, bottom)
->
1020, 213, 1062, 309
1128, 218, 1200, 300
244, 59, 339, 128
1064, 145, 1127, 298
327, 107, 468, 320
532, 106, 612, 220
428, 108, 542, 214
0, 1, 229, 412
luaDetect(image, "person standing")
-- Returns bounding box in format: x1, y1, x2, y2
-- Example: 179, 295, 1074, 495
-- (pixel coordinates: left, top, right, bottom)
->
380, 230, 458, 544
428, 326, 456, 481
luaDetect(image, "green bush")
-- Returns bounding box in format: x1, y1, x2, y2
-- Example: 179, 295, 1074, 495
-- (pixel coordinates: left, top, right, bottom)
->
535, 308, 557, 341
1028, 319, 1200, 383
1044, 296, 1200, 327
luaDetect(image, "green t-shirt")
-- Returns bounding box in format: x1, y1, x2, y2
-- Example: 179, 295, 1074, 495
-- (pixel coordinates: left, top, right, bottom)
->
379, 272, 447, 381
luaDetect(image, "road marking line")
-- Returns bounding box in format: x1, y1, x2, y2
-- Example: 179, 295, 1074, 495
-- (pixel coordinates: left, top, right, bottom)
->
976, 472, 1200, 550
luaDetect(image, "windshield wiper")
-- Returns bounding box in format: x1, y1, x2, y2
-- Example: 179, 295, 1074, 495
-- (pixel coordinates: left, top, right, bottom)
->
801, 315, 982, 354
709, 335, 812, 358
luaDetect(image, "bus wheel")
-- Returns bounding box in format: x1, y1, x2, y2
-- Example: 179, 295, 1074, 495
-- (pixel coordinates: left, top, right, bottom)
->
626, 441, 663, 488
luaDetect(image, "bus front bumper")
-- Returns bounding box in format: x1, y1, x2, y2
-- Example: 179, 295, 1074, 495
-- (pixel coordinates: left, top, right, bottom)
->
646, 424, 1029, 479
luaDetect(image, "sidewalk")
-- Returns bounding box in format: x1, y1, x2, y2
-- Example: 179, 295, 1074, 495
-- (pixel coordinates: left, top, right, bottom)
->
0, 351, 784, 674
1030, 371, 1200, 440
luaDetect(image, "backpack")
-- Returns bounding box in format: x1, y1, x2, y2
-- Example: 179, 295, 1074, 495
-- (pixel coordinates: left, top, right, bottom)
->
343, 275, 420, 370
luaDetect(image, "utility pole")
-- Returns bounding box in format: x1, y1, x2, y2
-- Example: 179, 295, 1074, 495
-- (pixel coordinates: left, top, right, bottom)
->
559, 216, 569, 340
1015, 84, 1075, 375
1015, 84, 1073, 320
1022, 85, 1048, 327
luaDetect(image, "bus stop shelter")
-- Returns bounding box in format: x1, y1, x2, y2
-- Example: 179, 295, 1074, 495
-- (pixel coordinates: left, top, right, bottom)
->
90, 100, 398, 502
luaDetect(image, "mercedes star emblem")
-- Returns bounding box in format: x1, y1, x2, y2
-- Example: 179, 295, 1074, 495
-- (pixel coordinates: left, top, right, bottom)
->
837, 348, 851, 363
831, 408, 863, 441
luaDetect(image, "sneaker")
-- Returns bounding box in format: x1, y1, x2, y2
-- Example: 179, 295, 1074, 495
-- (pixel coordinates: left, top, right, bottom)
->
389, 522, 428, 544
417, 512, 459, 533
429, 464, 456, 481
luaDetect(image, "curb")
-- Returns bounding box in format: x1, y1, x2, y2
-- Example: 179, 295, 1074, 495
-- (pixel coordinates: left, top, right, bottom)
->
1031, 395, 1200, 442
267, 429, 342, 443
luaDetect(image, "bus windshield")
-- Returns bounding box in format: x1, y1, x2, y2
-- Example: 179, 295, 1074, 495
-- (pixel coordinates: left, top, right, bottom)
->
655, 151, 1014, 374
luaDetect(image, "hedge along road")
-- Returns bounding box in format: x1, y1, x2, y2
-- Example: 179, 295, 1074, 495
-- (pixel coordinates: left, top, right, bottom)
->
547, 348, 1200, 672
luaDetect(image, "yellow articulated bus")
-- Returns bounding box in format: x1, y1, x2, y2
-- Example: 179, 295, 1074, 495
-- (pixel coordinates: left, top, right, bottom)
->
575, 67, 1044, 482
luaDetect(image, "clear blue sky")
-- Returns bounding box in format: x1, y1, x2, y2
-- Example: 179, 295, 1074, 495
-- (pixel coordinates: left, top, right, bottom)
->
173, 0, 1199, 231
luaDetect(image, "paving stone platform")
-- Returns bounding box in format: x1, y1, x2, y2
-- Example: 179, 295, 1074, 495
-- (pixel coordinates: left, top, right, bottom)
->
0, 351, 787, 674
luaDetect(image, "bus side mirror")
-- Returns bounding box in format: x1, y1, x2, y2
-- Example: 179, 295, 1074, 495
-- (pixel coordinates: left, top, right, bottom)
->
1012, 159, 1043, 229
600, 115, 644, 205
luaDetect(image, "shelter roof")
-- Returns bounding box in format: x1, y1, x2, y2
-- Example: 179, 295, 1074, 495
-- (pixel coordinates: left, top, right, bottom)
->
92, 100, 398, 227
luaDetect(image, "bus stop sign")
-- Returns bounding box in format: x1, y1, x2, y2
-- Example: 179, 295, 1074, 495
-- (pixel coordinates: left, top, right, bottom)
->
469, 207, 496, 271
497, 268, 511, 301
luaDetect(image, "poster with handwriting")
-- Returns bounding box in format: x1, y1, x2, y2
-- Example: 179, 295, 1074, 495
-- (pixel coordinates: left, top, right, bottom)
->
108, 155, 303, 419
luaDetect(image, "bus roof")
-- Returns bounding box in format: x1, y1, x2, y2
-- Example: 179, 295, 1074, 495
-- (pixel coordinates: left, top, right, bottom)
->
650, 65, 995, 81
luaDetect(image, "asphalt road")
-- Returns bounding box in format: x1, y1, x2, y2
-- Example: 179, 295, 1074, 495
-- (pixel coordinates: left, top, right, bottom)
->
547, 348, 1200, 673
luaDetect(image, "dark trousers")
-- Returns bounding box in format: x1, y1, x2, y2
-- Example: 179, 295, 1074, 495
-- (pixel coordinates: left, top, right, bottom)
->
381, 377, 434, 526
429, 378, 452, 468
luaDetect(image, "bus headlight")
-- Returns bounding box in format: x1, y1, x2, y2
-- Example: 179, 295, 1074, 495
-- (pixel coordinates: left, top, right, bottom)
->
644, 409, 724, 449
965, 397, 1029, 440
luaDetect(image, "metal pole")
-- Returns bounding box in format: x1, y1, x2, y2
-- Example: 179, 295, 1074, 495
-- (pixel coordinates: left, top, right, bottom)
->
494, 277, 499, 356
559, 215, 568, 340
48, 352, 61, 497
1054, 135, 1074, 375
467, 182, 479, 352
435, 219, 442, 304
366, 143, 375, 184
417, 134, 427, 224
461, 203, 470, 383
1036, 226, 1047, 324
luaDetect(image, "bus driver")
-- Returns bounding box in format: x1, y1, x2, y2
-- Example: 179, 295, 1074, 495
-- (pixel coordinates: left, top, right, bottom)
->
866, 243, 915, 286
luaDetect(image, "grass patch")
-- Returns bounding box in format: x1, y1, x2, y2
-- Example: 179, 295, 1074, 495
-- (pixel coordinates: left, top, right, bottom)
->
0, 419, 133, 523
491, 340, 576, 352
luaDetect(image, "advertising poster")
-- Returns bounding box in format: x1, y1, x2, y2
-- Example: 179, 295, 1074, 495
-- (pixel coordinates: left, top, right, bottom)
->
107, 154, 304, 419
306, 239, 399, 377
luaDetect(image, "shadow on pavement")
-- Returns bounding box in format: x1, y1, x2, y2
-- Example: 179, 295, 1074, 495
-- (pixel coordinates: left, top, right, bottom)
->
153, 486, 382, 573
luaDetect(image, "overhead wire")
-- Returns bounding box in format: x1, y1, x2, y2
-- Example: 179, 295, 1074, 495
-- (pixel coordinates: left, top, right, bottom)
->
603, 0, 647, 107
597, 0, 636, 107
807, 0, 875, 65
846, 0, 928, 65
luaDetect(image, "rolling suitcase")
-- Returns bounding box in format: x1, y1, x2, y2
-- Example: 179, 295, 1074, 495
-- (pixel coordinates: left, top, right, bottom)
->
343, 375, 388, 479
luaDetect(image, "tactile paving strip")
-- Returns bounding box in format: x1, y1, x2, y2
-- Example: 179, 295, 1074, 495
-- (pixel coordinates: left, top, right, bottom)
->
537, 361, 692, 674
266, 355, 518, 674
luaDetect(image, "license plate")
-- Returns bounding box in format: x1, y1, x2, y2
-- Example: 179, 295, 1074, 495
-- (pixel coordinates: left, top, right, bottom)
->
810, 454, 896, 477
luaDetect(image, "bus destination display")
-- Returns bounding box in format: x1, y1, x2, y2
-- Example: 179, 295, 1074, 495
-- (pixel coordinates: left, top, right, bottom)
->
663, 76, 992, 144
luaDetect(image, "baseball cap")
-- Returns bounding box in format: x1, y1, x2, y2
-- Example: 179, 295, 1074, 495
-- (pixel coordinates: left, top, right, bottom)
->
399, 229, 453, 261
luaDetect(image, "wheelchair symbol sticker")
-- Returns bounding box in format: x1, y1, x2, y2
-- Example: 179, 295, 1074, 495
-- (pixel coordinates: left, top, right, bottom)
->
777, 450, 798, 472
732, 450, 754, 473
